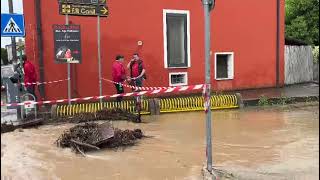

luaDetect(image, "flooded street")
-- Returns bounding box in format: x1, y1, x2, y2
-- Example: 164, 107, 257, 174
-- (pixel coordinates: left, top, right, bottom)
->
1, 103, 319, 180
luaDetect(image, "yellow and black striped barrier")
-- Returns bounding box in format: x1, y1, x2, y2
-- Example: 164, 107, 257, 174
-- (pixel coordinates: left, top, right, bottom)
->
54, 94, 239, 117
56, 100, 150, 117
159, 94, 239, 113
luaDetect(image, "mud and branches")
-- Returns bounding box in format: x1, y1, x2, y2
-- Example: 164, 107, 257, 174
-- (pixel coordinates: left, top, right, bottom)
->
1, 121, 15, 133
56, 122, 144, 154
55, 109, 140, 123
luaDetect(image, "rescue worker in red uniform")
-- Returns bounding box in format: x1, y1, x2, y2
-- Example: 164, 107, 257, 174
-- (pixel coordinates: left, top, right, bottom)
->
127, 53, 146, 88
127, 53, 146, 123
112, 55, 126, 102
22, 55, 37, 101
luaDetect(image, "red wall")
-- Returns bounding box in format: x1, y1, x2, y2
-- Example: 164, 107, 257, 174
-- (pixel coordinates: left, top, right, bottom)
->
23, 0, 285, 100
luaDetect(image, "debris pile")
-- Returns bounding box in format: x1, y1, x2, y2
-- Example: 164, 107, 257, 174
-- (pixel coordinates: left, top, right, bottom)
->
56, 108, 139, 123
23, 113, 37, 121
56, 122, 143, 154
96, 108, 139, 121
105, 128, 143, 148
1, 118, 43, 134
1, 122, 15, 133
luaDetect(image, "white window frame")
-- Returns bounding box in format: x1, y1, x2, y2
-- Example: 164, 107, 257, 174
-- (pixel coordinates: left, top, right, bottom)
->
169, 72, 188, 86
214, 52, 235, 80
163, 9, 191, 69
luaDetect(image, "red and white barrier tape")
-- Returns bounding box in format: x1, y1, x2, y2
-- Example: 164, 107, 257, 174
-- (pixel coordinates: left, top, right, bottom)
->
21, 78, 69, 86
101, 78, 169, 91
1, 84, 204, 107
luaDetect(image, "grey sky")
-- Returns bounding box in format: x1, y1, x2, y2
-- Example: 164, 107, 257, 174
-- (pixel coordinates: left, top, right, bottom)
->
1, 0, 24, 48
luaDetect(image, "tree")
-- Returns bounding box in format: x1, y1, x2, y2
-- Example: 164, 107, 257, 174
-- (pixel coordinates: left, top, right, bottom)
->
286, 0, 319, 45
1, 48, 9, 65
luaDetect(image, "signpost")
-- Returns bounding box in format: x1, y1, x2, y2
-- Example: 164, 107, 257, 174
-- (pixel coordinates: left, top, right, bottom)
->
202, 0, 215, 173
66, 15, 72, 105
57, 0, 108, 103
1, 12, 25, 120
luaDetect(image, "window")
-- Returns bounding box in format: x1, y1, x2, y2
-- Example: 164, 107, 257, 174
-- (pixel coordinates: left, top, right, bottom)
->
163, 10, 190, 68
169, 72, 188, 86
215, 52, 234, 80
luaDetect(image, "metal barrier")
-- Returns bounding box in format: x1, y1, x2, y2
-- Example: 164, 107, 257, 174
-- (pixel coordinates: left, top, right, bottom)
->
20, 93, 38, 120
55, 94, 239, 117
160, 94, 239, 113
56, 100, 150, 117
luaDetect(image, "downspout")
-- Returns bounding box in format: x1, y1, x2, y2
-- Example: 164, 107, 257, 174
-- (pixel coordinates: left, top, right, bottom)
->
276, 0, 280, 87
35, 0, 45, 99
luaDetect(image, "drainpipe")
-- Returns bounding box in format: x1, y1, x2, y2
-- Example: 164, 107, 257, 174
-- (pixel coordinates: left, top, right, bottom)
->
35, 0, 45, 99
276, 0, 280, 87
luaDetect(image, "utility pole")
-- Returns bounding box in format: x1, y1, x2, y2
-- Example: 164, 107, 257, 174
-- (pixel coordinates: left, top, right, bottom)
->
8, 0, 17, 63
202, 0, 215, 173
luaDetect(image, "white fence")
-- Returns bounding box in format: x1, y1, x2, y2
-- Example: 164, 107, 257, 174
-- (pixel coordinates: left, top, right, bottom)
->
285, 45, 313, 85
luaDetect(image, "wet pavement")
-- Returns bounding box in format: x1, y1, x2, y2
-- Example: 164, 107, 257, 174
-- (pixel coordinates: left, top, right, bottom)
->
233, 83, 319, 101
1, 102, 319, 180
1, 93, 18, 124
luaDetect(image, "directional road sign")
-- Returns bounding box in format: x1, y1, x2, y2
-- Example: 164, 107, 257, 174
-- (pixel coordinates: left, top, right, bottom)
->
1, 14, 25, 37
59, 3, 108, 17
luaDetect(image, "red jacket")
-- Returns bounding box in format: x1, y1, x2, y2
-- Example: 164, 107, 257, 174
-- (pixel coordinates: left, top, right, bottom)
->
112, 61, 126, 82
23, 60, 37, 87
130, 60, 145, 78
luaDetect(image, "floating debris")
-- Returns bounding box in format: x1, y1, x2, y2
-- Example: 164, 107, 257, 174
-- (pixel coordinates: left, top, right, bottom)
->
56, 122, 144, 154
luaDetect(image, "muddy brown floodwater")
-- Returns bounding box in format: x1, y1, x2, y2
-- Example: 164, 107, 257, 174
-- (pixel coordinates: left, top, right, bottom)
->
1, 103, 319, 180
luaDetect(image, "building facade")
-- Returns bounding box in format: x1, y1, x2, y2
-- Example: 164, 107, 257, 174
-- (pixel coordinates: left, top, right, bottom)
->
23, 0, 285, 100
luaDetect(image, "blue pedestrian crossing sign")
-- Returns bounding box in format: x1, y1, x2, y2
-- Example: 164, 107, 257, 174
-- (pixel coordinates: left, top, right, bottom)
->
1, 14, 25, 37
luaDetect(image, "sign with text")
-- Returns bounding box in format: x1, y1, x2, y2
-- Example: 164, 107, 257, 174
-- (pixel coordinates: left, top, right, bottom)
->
58, 0, 106, 5
59, 3, 108, 17
53, 24, 82, 64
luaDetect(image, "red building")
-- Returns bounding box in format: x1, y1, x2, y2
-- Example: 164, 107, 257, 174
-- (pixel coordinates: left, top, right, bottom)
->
23, 0, 285, 100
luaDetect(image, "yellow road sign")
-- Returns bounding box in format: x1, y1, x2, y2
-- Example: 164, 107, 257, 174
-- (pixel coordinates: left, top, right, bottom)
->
59, 3, 108, 17
99, 6, 108, 16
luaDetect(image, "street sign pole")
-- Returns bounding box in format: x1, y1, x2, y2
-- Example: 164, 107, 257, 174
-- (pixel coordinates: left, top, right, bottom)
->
8, 0, 17, 63
97, 14, 102, 103
202, 0, 214, 173
57, 0, 108, 104
19, 45, 22, 62
7, 0, 20, 120
66, 14, 71, 105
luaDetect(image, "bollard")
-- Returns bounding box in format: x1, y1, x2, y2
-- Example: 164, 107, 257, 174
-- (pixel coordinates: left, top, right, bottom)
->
148, 99, 156, 115
153, 98, 161, 115
148, 98, 160, 116
51, 104, 58, 119
235, 93, 244, 108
